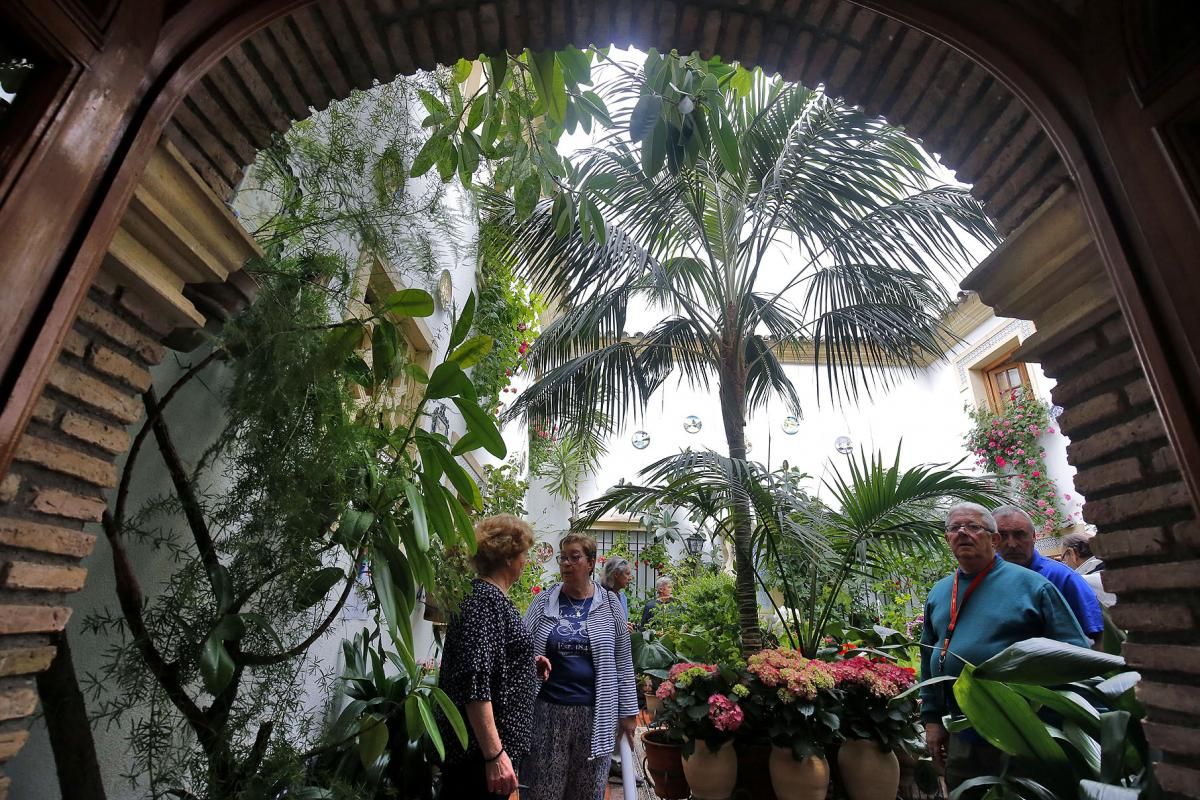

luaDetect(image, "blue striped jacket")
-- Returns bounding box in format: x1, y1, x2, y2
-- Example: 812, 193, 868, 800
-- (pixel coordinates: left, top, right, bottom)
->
524, 580, 639, 759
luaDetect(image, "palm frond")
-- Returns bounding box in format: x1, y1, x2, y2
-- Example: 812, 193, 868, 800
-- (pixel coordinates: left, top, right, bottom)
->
523, 284, 638, 372
636, 316, 720, 392
502, 342, 652, 434
744, 335, 801, 417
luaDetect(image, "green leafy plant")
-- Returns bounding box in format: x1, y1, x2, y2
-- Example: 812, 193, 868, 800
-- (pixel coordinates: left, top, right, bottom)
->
479, 462, 529, 517
650, 572, 743, 668
298, 629, 464, 799
965, 387, 1066, 533
491, 49, 999, 652
85, 258, 501, 797
910, 638, 1156, 799
507, 554, 548, 615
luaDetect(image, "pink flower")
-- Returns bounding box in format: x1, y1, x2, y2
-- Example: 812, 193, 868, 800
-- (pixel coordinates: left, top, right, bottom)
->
1047, 427, 1056, 434
1046, 507, 1057, 515
1037, 499, 1047, 507
1064, 493, 1072, 500
517, 323, 527, 332
707, 694, 744, 732
656, 681, 676, 699
996, 457, 1006, 467
1031, 471, 1040, 478
532, 585, 542, 594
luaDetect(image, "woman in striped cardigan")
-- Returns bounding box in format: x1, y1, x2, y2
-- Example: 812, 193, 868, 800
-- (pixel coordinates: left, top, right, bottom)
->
522, 533, 639, 800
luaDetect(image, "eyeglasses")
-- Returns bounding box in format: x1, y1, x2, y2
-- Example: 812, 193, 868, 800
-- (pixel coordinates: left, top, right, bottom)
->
945, 522, 991, 534
556, 553, 588, 564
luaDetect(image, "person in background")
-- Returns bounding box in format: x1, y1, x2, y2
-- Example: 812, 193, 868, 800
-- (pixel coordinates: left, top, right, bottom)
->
921, 503, 1089, 796
640, 575, 674, 629
437, 515, 549, 799
1061, 531, 1116, 607
601, 556, 634, 630
523, 533, 639, 800
993, 505, 1105, 645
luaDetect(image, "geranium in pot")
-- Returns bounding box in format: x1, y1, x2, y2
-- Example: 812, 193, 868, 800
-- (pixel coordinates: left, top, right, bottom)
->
829, 656, 918, 800
742, 648, 839, 800
655, 662, 744, 800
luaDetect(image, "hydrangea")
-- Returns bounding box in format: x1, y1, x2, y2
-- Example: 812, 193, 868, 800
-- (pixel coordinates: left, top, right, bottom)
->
747, 648, 835, 701
830, 657, 917, 699
707, 694, 744, 733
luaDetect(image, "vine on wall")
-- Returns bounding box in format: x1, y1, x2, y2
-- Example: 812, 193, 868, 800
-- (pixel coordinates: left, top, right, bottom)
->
964, 388, 1066, 533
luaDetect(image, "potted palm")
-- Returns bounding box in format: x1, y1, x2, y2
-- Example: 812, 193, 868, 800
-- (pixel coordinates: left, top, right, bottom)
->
655, 662, 744, 800
741, 648, 840, 799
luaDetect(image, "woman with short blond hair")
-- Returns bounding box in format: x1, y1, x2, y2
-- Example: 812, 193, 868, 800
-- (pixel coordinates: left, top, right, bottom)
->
438, 514, 548, 799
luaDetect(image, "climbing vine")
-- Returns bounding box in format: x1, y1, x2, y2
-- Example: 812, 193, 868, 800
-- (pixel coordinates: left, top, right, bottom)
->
965, 388, 1064, 533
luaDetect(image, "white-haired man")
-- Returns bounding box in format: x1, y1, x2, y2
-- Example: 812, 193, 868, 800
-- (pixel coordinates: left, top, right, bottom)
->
920, 502, 1089, 794
639, 576, 674, 630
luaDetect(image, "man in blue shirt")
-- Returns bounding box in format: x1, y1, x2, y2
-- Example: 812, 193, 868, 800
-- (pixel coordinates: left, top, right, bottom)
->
921, 503, 1090, 794
992, 505, 1105, 646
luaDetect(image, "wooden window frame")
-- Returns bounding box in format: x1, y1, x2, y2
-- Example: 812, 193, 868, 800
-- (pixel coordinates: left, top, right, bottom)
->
983, 354, 1032, 413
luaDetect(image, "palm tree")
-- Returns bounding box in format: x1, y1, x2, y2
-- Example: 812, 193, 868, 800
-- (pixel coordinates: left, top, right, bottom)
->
576, 448, 1009, 657
486, 53, 1000, 652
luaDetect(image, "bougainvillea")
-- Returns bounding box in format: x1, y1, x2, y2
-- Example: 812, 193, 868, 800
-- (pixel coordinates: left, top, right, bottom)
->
964, 387, 1063, 533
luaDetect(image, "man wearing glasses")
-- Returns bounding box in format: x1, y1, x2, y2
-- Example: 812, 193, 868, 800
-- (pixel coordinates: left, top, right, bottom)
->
919, 503, 1089, 795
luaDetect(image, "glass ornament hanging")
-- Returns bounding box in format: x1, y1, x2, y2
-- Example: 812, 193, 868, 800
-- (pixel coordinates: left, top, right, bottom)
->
683, 415, 702, 434
781, 416, 800, 435
631, 431, 651, 450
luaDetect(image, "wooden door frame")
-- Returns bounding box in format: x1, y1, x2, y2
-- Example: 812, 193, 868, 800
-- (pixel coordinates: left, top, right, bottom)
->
2, 0, 1200, 518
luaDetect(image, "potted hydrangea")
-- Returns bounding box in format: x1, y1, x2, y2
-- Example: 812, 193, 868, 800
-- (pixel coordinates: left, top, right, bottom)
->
741, 648, 840, 800
829, 656, 918, 800
655, 662, 745, 800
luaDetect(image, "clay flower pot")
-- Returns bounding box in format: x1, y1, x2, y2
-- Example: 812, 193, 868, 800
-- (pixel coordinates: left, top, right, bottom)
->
682, 739, 737, 800
768, 746, 829, 799
837, 739, 900, 800
642, 729, 689, 799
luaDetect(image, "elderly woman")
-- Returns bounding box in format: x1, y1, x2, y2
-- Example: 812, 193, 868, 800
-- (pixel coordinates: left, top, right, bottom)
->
438, 515, 547, 799
523, 534, 639, 800
601, 555, 634, 631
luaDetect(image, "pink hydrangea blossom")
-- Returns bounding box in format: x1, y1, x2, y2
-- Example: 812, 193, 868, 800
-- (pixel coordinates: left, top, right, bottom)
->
708, 694, 744, 733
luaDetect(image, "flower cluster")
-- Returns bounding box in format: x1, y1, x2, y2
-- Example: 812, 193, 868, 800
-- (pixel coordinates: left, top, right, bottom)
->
964, 388, 1066, 533
831, 656, 920, 748
708, 694, 744, 733
667, 662, 719, 687
829, 657, 916, 700
746, 648, 835, 702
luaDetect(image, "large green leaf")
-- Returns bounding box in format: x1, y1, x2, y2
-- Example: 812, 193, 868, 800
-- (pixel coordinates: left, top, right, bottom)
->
417, 467, 454, 541
357, 713, 389, 768
381, 288, 435, 318
448, 334, 494, 370
417, 434, 482, 509
1008, 684, 1100, 734
453, 397, 507, 458
200, 633, 235, 695
425, 361, 473, 399
954, 666, 1067, 764
629, 93, 662, 143
642, 117, 668, 177
448, 291, 476, 350
529, 50, 567, 125
974, 638, 1125, 684
1061, 720, 1101, 776
402, 479, 430, 551
372, 320, 400, 383
410, 132, 448, 178
1099, 710, 1133, 783
293, 566, 347, 610
430, 686, 469, 749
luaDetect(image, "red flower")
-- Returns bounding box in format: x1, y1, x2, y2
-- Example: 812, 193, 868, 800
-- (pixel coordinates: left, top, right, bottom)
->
532, 585, 542, 594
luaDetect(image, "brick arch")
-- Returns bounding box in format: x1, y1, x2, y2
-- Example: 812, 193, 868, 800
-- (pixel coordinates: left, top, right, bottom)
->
2, 2, 1199, 798
167, 0, 1069, 236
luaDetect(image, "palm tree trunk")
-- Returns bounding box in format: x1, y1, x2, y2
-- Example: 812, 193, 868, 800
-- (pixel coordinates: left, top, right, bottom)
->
718, 341, 763, 654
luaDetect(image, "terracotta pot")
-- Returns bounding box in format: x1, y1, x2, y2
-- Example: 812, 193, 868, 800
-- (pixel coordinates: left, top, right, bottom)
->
642, 729, 690, 799
682, 739, 738, 800
735, 741, 778, 800
644, 689, 663, 717
768, 746, 829, 800
837, 739, 900, 800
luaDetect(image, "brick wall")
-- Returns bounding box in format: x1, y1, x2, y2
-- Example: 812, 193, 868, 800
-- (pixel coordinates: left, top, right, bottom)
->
1040, 312, 1200, 798
0, 275, 163, 798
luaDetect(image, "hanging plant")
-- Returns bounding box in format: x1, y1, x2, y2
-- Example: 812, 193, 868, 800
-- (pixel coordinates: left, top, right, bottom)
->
964, 388, 1063, 533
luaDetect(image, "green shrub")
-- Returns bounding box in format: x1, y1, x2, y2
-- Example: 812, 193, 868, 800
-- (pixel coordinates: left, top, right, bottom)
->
651, 572, 743, 668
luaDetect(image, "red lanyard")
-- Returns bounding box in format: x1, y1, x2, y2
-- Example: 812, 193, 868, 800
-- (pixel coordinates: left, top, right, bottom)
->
939, 558, 997, 666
